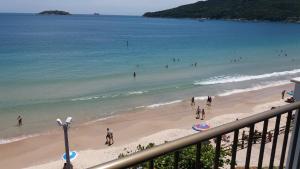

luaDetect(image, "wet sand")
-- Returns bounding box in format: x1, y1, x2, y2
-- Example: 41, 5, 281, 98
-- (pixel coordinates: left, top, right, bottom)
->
0, 83, 294, 169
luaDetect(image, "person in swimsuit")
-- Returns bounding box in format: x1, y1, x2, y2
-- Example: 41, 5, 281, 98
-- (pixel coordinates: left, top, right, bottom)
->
201, 109, 205, 120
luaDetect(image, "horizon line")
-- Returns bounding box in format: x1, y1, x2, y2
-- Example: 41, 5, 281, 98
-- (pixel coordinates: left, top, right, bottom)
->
0, 11, 142, 17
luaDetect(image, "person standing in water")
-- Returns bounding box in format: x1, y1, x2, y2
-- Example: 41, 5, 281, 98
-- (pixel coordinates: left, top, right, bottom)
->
133, 72, 136, 78
17, 115, 22, 126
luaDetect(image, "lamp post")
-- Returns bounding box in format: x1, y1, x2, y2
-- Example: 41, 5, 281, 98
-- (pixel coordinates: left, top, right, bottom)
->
57, 117, 73, 169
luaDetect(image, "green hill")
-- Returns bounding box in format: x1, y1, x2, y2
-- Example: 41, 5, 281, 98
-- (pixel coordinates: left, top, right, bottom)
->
38, 10, 71, 15
143, 0, 300, 22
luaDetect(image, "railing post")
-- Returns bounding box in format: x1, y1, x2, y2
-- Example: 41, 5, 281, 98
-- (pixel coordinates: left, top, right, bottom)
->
286, 109, 300, 169
149, 159, 154, 169
269, 114, 281, 169
258, 119, 268, 169
279, 112, 292, 169
174, 151, 179, 169
231, 130, 239, 169
245, 125, 254, 169
214, 136, 222, 169
195, 143, 201, 169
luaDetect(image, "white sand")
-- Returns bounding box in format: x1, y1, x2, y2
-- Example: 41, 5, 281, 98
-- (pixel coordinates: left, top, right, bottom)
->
24, 129, 197, 169
25, 99, 291, 169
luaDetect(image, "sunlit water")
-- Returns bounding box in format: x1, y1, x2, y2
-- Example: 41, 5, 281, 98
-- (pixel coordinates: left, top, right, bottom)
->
1, 13, 300, 141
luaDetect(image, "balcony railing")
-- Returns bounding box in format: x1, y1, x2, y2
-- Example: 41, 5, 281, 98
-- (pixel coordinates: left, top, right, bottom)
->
88, 101, 300, 169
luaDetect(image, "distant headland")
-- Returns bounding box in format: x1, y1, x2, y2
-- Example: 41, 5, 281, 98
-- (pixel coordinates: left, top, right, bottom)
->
38, 10, 71, 15
143, 0, 300, 23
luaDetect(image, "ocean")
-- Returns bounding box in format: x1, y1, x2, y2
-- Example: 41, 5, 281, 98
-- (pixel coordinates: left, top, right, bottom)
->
1, 13, 300, 142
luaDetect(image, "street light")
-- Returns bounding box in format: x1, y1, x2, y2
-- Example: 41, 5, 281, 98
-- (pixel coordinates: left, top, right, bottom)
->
57, 117, 73, 169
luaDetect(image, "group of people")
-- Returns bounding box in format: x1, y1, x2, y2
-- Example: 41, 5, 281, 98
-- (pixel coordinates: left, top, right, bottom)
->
230, 57, 243, 63
282, 89, 295, 103
196, 106, 205, 120
191, 96, 213, 120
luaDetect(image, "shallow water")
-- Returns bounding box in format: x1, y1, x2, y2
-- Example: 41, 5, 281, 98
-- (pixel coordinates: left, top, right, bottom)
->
1, 13, 300, 140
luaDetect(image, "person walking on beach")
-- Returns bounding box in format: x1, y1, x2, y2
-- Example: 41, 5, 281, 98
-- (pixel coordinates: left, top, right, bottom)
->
201, 109, 205, 120
109, 130, 114, 145
105, 128, 110, 145
17, 115, 22, 126
196, 106, 200, 119
268, 131, 272, 142
191, 97, 195, 106
105, 128, 114, 146
281, 90, 286, 99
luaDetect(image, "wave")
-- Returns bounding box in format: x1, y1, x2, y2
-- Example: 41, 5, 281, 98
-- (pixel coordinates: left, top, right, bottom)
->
71, 96, 100, 101
0, 134, 41, 145
218, 80, 291, 97
194, 69, 300, 85
135, 106, 146, 109
147, 100, 182, 108
195, 96, 209, 101
83, 115, 115, 125
127, 90, 148, 96
71, 91, 148, 102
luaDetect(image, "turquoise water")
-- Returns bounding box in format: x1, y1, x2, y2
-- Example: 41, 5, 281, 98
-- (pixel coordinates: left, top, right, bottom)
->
1, 13, 300, 140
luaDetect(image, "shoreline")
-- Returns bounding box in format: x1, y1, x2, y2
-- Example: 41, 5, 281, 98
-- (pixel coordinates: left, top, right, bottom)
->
0, 82, 294, 169
0, 80, 292, 145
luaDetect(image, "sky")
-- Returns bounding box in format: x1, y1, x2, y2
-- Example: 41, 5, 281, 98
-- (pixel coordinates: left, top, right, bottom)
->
0, 0, 199, 16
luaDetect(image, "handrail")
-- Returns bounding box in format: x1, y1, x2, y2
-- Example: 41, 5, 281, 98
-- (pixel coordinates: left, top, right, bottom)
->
88, 101, 300, 169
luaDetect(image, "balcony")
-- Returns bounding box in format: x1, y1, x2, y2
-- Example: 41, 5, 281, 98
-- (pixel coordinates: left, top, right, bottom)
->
88, 101, 300, 169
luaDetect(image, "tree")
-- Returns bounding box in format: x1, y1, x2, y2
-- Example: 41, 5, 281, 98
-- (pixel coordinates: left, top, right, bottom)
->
119, 141, 231, 169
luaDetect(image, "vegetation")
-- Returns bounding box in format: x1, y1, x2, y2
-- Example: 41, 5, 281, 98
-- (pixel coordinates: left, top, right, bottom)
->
38, 10, 71, 15
143, 0, 300, 22
119, 142, 231, 169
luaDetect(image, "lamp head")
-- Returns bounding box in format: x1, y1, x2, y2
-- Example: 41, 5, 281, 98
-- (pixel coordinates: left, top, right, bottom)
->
56, 118, 63, 126
65, 117, 72, 124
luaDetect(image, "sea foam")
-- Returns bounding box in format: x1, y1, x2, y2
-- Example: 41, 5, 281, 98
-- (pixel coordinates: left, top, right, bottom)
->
0, 134, 41, 145
147, 100, 182, 108
218, 80, 291, 96
194, 69, 300, 85
71, 96, 100, 101
127, 91, 148, 95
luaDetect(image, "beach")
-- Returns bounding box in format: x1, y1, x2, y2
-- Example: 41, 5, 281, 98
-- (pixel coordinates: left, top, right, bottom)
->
1, 14, 300, 169
0, 83, 293, 169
